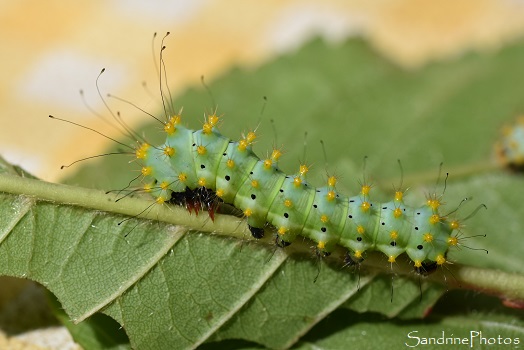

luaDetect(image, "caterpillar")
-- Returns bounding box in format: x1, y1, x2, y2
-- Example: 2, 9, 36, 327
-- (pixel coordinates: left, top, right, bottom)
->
496, 116, 524, 171
136, 111, 462, 274
55, 32, 475, 278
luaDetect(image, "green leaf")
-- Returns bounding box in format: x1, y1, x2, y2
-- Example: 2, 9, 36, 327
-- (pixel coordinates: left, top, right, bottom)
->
292, 293, 524, 350
2, 37, 524, 349
48, 290, 130, 350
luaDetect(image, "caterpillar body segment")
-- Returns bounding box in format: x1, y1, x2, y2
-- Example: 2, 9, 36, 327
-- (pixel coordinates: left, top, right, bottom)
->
266, 172, 315, 247
339, 194, 376, 260
192, 129, 231, 189
234, 158, 287, 231
215, 141, 258, 204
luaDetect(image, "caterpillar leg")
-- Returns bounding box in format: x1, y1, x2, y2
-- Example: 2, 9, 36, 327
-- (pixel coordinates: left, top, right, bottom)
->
343, 251, 365, 290
313, 246, 332, 283
274, 234, 291, 248
167, 187, 201, 213
194, 187, 221, 221
315, 247, 331, 258
168, 187, 221, 221
343, 251, 364, 268
168, 189, 190, 207
248, 225, 265, 239
414, 261, 438, 276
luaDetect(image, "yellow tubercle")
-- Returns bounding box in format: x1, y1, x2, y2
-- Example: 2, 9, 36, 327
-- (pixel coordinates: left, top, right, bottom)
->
450, 220, 460, 230
156, 196, 166, 204
427, 198, 441, 210
278, 227, 288, 235
393, 208, 402, 218
164, 122, 176, 135
197, 145, 207, 155
263, 159, 273, 169
178, 173, 187, 182
447, 237, 458, 246
414, 260, 422, 268
216, 189, 225, 198
390, 230, 398, 240
136, 143, 150, 159
244, 208, 253, 217
271, 149, 282, 161
299, 164, 309, 176
246, 131, 256, 143
394, 191, 403, 202
327, 190, 336, 201
317, 241, 326, 250
198, 178, 206, 187
251, 180, 259, 188
170, 115, 181, 125
436, 255, 446, 265
357, 225, 365, 235
208, 114, 219, 126
293, 177, 302, 187
423, 233, 434, 242
388, 255, 396, 263
429, 214, 441, 225
163, 115, 181, 135
141, 166, 152, 176
238, 139, 248, 151
143, 184, 152, 192
227, 159, 235, 168
160, 181, 169, 190
202, 122, 213, 135
361, 201, 370, 212
354, 250, 363, 259
327, 176, 337, 187
320, 215, 329, 223
163, 146, 175, 157
284, 199, 293, 208
361, 184, 371, 196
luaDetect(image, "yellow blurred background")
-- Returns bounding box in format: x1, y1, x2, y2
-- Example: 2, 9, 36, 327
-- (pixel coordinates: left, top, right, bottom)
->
2, 0, 524, 348
2, 0, 524, 184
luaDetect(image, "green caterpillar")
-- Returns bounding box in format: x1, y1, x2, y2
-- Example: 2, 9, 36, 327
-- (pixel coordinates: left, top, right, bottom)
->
137, 112, 462, 273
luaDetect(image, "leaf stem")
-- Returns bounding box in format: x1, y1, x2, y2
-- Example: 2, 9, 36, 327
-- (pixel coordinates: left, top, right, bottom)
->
352, 252, 524, 306
0, 173, 249, 238
1, 173, 523, 306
